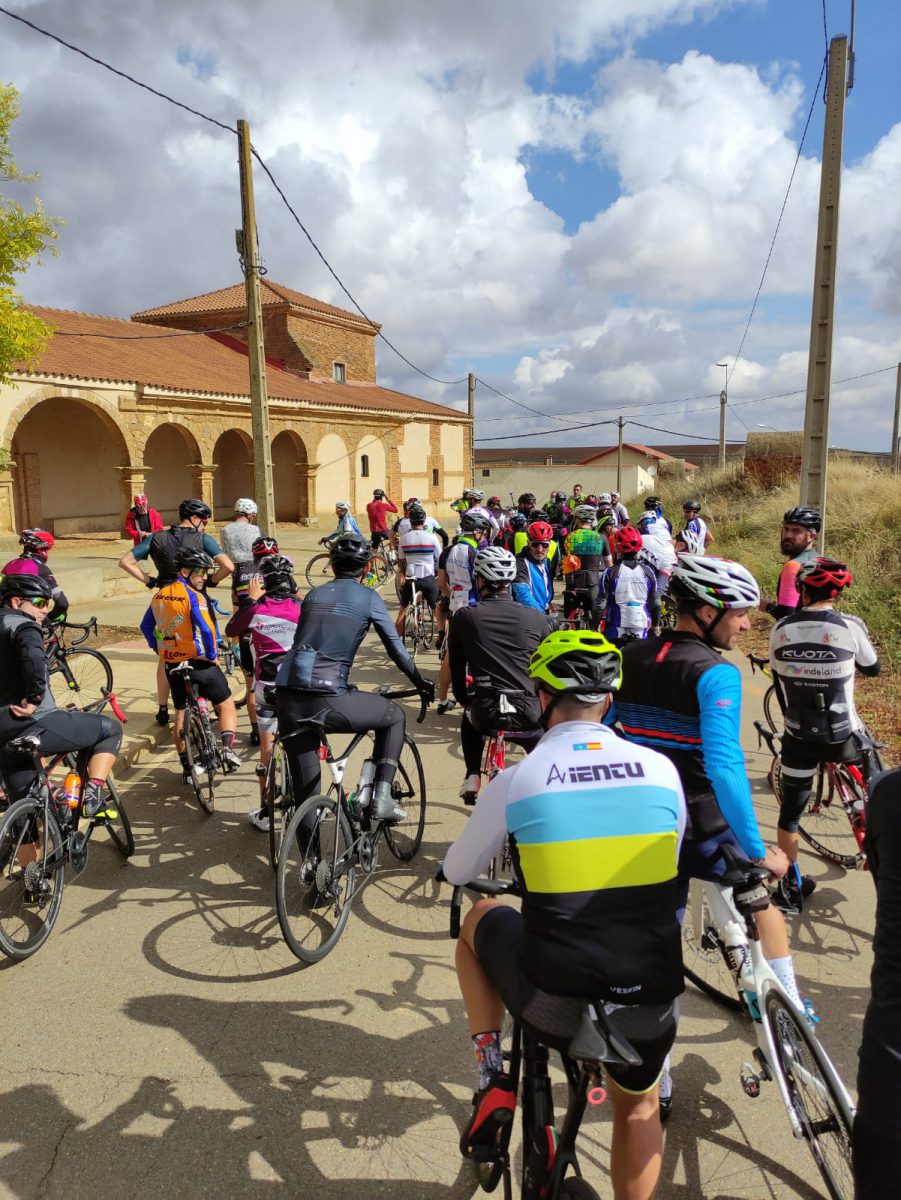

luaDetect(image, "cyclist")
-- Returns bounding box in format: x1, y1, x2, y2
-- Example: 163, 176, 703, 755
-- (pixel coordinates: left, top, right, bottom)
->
600, 525, 659, 644
2, 528, 69, 623
119, 499, 234, 727
512, 520, 557, 613
486, 496, 508, 534
124, 493, 163, 546
392, 498, 448, 547
275, 532, 433, 822
225, 554, 301, 830
642, 495, 672, 536
319, 500, 363, 546
458, 489, 500, 541
611, 491, 629, 526
140, 548, 241, 781
516, 492, 541, 522
443, 630, 685, 1198
394, 504, 442, 639
679, 498, 712, 550
566, 483, 584, 509
450, 547, 548, 804
219, 498, 263, 565
365, 488, 398, 553
561, 504, 613, 628
636, 509, 677, 596
230, 535, 281, 747
759, 505, 821, 620
0, 573, 122, 816
436, 511, 490, 715
499, 511, 528, 555
769, 558, 880, 912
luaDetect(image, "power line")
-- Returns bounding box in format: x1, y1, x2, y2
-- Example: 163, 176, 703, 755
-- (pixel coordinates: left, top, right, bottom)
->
476, 418, 618, 443
627, 421, 720, 443
474, 376, 574, 423
477, 389, 720, 424
52, 320, 250, 340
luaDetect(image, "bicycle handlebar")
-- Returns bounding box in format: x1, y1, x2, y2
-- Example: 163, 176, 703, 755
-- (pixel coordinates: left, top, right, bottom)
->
753, 719, 779, 757
747, 652, 770, 674
377, 684, 431, 723
435, 867, 519, 938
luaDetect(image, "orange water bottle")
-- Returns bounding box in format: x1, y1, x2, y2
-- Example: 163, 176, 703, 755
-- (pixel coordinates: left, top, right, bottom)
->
62, 771, 81, 811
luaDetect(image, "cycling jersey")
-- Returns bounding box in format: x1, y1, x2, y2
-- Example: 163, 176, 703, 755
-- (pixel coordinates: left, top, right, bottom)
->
1, 556, 69, 619
512, 552, 554, 612
640, 513, 673, 538
366, 498, 398, 533
465, 506, 500, 540
613, 632, 766, 859
225, 595, 301, 683
563, 528, 610, 590
683, 515, 709, 545
601, 560, 658, 638
0, 609, 52, 716
231, 560, 260, 609
397, 528, 442, 579
323, 512, 363, 543
769, 546, 819, 619
394, 514, 447, 546
770, 607, 879, 743
140, 579, 218, 663
134, 527, 223, 585
444, 720, 686, 1004
444, 536, 479, 614
220, 520, 262, 564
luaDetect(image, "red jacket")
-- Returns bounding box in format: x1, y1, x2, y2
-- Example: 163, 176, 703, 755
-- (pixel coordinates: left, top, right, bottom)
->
366, 498, 398, 533
125, 506, 164, 545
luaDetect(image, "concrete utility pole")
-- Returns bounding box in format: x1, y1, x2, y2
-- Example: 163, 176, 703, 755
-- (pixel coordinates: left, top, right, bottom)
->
237, 119, 276, 535
799, 36, 850, 548
468, 373, 476, 489
616, 416, 624, 493
716, 361, 728, 470
892, 363, 901, 475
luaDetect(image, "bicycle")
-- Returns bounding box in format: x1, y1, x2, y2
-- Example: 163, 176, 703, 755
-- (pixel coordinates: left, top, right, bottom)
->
275, 687, 429, 964
401, 579, 435, 658
755, 721, 885, 872
0, 691, 133, 962
170, 661, 225, 815
44, 616, 114, 710
262, 732, 294, 872
305, 544, 390, 590
748, 653, 782, 734
443, 874, 641, 1200
681, 843, 855, 1199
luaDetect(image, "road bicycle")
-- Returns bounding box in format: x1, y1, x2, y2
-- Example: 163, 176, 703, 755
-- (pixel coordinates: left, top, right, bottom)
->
44, 616, 114, 710
747, 653, 782, 734
442, 874, 640, 1199
170, 661, 227, 815
0, 690, 132, 962
755, 721, 885, 872
275, 687, 428, 964
401, 579, 434, 658
305, 545, 390, 590
681, 843, 855, 1200
262, 733, 293, 872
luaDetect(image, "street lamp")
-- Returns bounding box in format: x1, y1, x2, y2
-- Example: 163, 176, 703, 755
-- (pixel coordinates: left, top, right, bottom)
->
716, 361, 729, 469
757, 422, 777, 431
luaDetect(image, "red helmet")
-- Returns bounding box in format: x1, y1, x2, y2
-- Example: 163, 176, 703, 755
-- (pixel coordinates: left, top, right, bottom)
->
487, 496, 501, 508
20, 528, 55, 559
796, 557, 853, 597
614, 524, 643, 555
251, 536, 279, 558
404, 497, 420, 513
133, 493, 148, 507
527, 520, 554, 543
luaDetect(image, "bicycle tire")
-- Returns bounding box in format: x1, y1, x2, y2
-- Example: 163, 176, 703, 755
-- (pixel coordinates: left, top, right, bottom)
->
184, 711, 216, 815
558, 1179, 601, 1199
681, 881, 743, 1012
0, 798, 66, 961
100, 774, 135, 858
276, 795, 355, 964
49, 647, 114, 710
403, 608, 418, 659
369, 553, 389, 589
798, 765, 860, 869
763, 684, 782, 734
764, 991, 854, 1200
304, 552, 332, 589
383, 736, 427, 862
267, 746, 294, 872
420, 602, 434, 649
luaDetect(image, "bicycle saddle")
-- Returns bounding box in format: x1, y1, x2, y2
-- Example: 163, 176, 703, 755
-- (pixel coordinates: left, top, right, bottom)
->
6, 733, 42, 755
168, 661, 193, 674
719, 844, 770, 905
567, 1004, 642, 1068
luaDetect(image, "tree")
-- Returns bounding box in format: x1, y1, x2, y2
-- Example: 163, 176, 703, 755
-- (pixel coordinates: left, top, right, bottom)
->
1, 83, 60, 387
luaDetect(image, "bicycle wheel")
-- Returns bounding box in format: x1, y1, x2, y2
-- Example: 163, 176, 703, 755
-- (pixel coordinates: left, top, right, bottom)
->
403, 608, 418, 658
763, 684, 782, 734
558, 1179, 601, 1199
0, 799, 66, 961
798, 766, 860, 869
99, 774, 135, 858
383, 736, 426, 861
681, 881, 743, 1012
369, 553, 389, 589
419, 602, 434, 649
49, 647, 113, 710
276, 795, 355, 964
304, 553, 333, 589
764, 991, 854, 1200
267, 746, 294, 872
184, 711, 216, 815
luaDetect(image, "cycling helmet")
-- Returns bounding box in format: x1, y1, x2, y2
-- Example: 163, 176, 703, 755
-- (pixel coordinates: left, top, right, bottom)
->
614, 525, 643, 555
372, 488, 385, 499
0, 572, 54, 602
175, 548, 215, 573
19, 528, 55, 558
527, 520, 554, 543
510, 513, 528, 531
636, 511, 657, 530
403, 497, 420, 514
598, 493, 612, 504
487, 496, 502, 508
407, 504, 427, 523
611, 491, 620, 501
468, 489, 485, 503
796, 557, 853, 597
460, 510, 491, 534
329, 532, 372, 575
572, 504, 598, 526
178, 498, 211, 521
669, 555, 760, 610
529, 630, 622, 697
473, 546, 517, 585
552, 490, 567, 502
677, 528, 705, 556
597, 501, 613, 515
334, 500, 351, 513
783, 505, 821, 531
252, 536, 279, 558
682, 498, 701, 512
234, 498, 257, 516
584, 494, 600, 507
517, 493, 536, 508
259, 554, 297, 596
133, 493, 148, 507
644, 496, 661, 510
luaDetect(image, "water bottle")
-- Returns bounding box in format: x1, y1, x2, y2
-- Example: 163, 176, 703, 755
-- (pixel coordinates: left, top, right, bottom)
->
63, 771, 81, 811
356, 759, 376, 809
852, 798, 865, 814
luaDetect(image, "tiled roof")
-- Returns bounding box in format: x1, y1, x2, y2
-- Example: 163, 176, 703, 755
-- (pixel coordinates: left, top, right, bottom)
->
132, 280, 378, 330
476, 442, 698, 467
581, 442, 691, 464
17, 306, 463, 419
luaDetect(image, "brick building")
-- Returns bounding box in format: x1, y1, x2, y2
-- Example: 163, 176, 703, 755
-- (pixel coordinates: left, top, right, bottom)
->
1, 282, 471, 535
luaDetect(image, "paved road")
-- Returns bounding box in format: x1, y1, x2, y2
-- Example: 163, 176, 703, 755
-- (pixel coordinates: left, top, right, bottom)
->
0, 633, 874, 1198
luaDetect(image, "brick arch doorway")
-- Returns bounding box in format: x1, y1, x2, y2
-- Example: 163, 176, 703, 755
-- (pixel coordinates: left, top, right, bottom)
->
11, 396, 130, 534
271, 430, 309, 523
212, 429, 253, 520
144, 423, 201, 523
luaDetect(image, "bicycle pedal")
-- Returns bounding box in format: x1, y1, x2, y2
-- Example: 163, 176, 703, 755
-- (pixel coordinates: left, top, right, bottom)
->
739, 1062, 761, 1098
752, 1049, 772, 1082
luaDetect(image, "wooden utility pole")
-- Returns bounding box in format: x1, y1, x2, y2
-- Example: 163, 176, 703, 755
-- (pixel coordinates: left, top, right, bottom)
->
237, 119, 276, 535
616, 416, 624, 493
468, 373, 476, 488
892, 363, 901, 475
799, 36, 850, 547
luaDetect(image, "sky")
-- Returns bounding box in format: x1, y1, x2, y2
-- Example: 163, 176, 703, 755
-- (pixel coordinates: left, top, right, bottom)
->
2, 0, 900, 452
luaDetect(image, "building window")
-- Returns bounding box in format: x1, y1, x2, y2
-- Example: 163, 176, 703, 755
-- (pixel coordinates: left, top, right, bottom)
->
333, 362, 346, 383
432, 468, 439, 486
360, 454, 370, 478
482, 469, 490, 477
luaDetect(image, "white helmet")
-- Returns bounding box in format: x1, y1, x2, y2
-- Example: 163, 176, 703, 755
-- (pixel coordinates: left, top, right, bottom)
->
234, 498, 257, 516
335, 500, 351, 513
468, 489, 485, 503
572, 504, 598, 526
598, 493, 612, 504
473, 546, 517, 584
670, 555, 760, 609
677, 528, 705, 556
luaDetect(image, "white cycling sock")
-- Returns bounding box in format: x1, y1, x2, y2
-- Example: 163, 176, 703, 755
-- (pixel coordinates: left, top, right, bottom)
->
769, 956, 804, 1013
659, 1054, 673, 1100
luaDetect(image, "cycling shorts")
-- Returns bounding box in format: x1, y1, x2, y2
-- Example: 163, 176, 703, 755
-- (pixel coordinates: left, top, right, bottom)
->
165, 659, 231, 711
253, 682, 278, 735
371, 530, 390, 549
437, 594, 450, 614
399, 576, 439, 608
777, 733, 863, 831
474, 905, 677, 1094
239, 637, 254, 675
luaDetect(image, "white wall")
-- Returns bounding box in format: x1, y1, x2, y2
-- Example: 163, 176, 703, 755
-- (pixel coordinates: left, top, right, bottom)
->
474, 464, 654, 508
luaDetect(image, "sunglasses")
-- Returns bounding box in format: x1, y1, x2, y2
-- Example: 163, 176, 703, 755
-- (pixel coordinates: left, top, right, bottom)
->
191, 568, 210, 577
529, 541, 550, 549
28, 597, 52, 609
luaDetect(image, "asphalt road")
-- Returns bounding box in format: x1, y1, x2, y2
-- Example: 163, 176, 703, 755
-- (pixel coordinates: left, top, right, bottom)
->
0, 636, 875, 1199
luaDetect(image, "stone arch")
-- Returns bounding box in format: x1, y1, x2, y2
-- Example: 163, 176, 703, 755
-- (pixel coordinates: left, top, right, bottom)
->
271, 429, 309, 523
143, 422, 201, 523
10, 393, 132, 534
314, 432, 350, 519
212, 428, 254, 519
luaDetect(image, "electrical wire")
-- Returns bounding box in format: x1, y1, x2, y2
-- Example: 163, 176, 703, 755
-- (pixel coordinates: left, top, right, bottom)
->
52, 320, 250, 340
474, 376, 574, 423
477, 390, 721, 424
476, 418, 619, 444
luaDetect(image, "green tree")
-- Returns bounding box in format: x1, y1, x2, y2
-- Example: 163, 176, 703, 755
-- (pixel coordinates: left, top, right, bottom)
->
0, 83, 60, 389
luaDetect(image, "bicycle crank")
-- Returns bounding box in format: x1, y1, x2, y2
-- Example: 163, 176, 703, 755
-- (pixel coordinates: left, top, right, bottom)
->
359, 831, 380, 874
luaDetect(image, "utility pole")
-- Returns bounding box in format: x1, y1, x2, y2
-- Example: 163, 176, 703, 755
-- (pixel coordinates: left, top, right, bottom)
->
468, 373, 476, 489
237, 119, 276, 535
716, 361, 728, 470
892, 363, 901, 475
799, 36, 850, 548
616, 416, 624, 493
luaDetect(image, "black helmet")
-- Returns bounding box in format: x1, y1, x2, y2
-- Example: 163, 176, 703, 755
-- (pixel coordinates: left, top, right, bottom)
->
259, 554, 297, 596
683, 498, 701, 511
0, 572, 54, 602
518, 493, 536, 508
329, 532, 372, 575
175, 548, 215, 573
460, 510, 491, 534
373, 488, 385, 499
644, 495, 660, 510
179, 498, 211, 521
407, 504, 427, 523
783, 505, 821, 531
